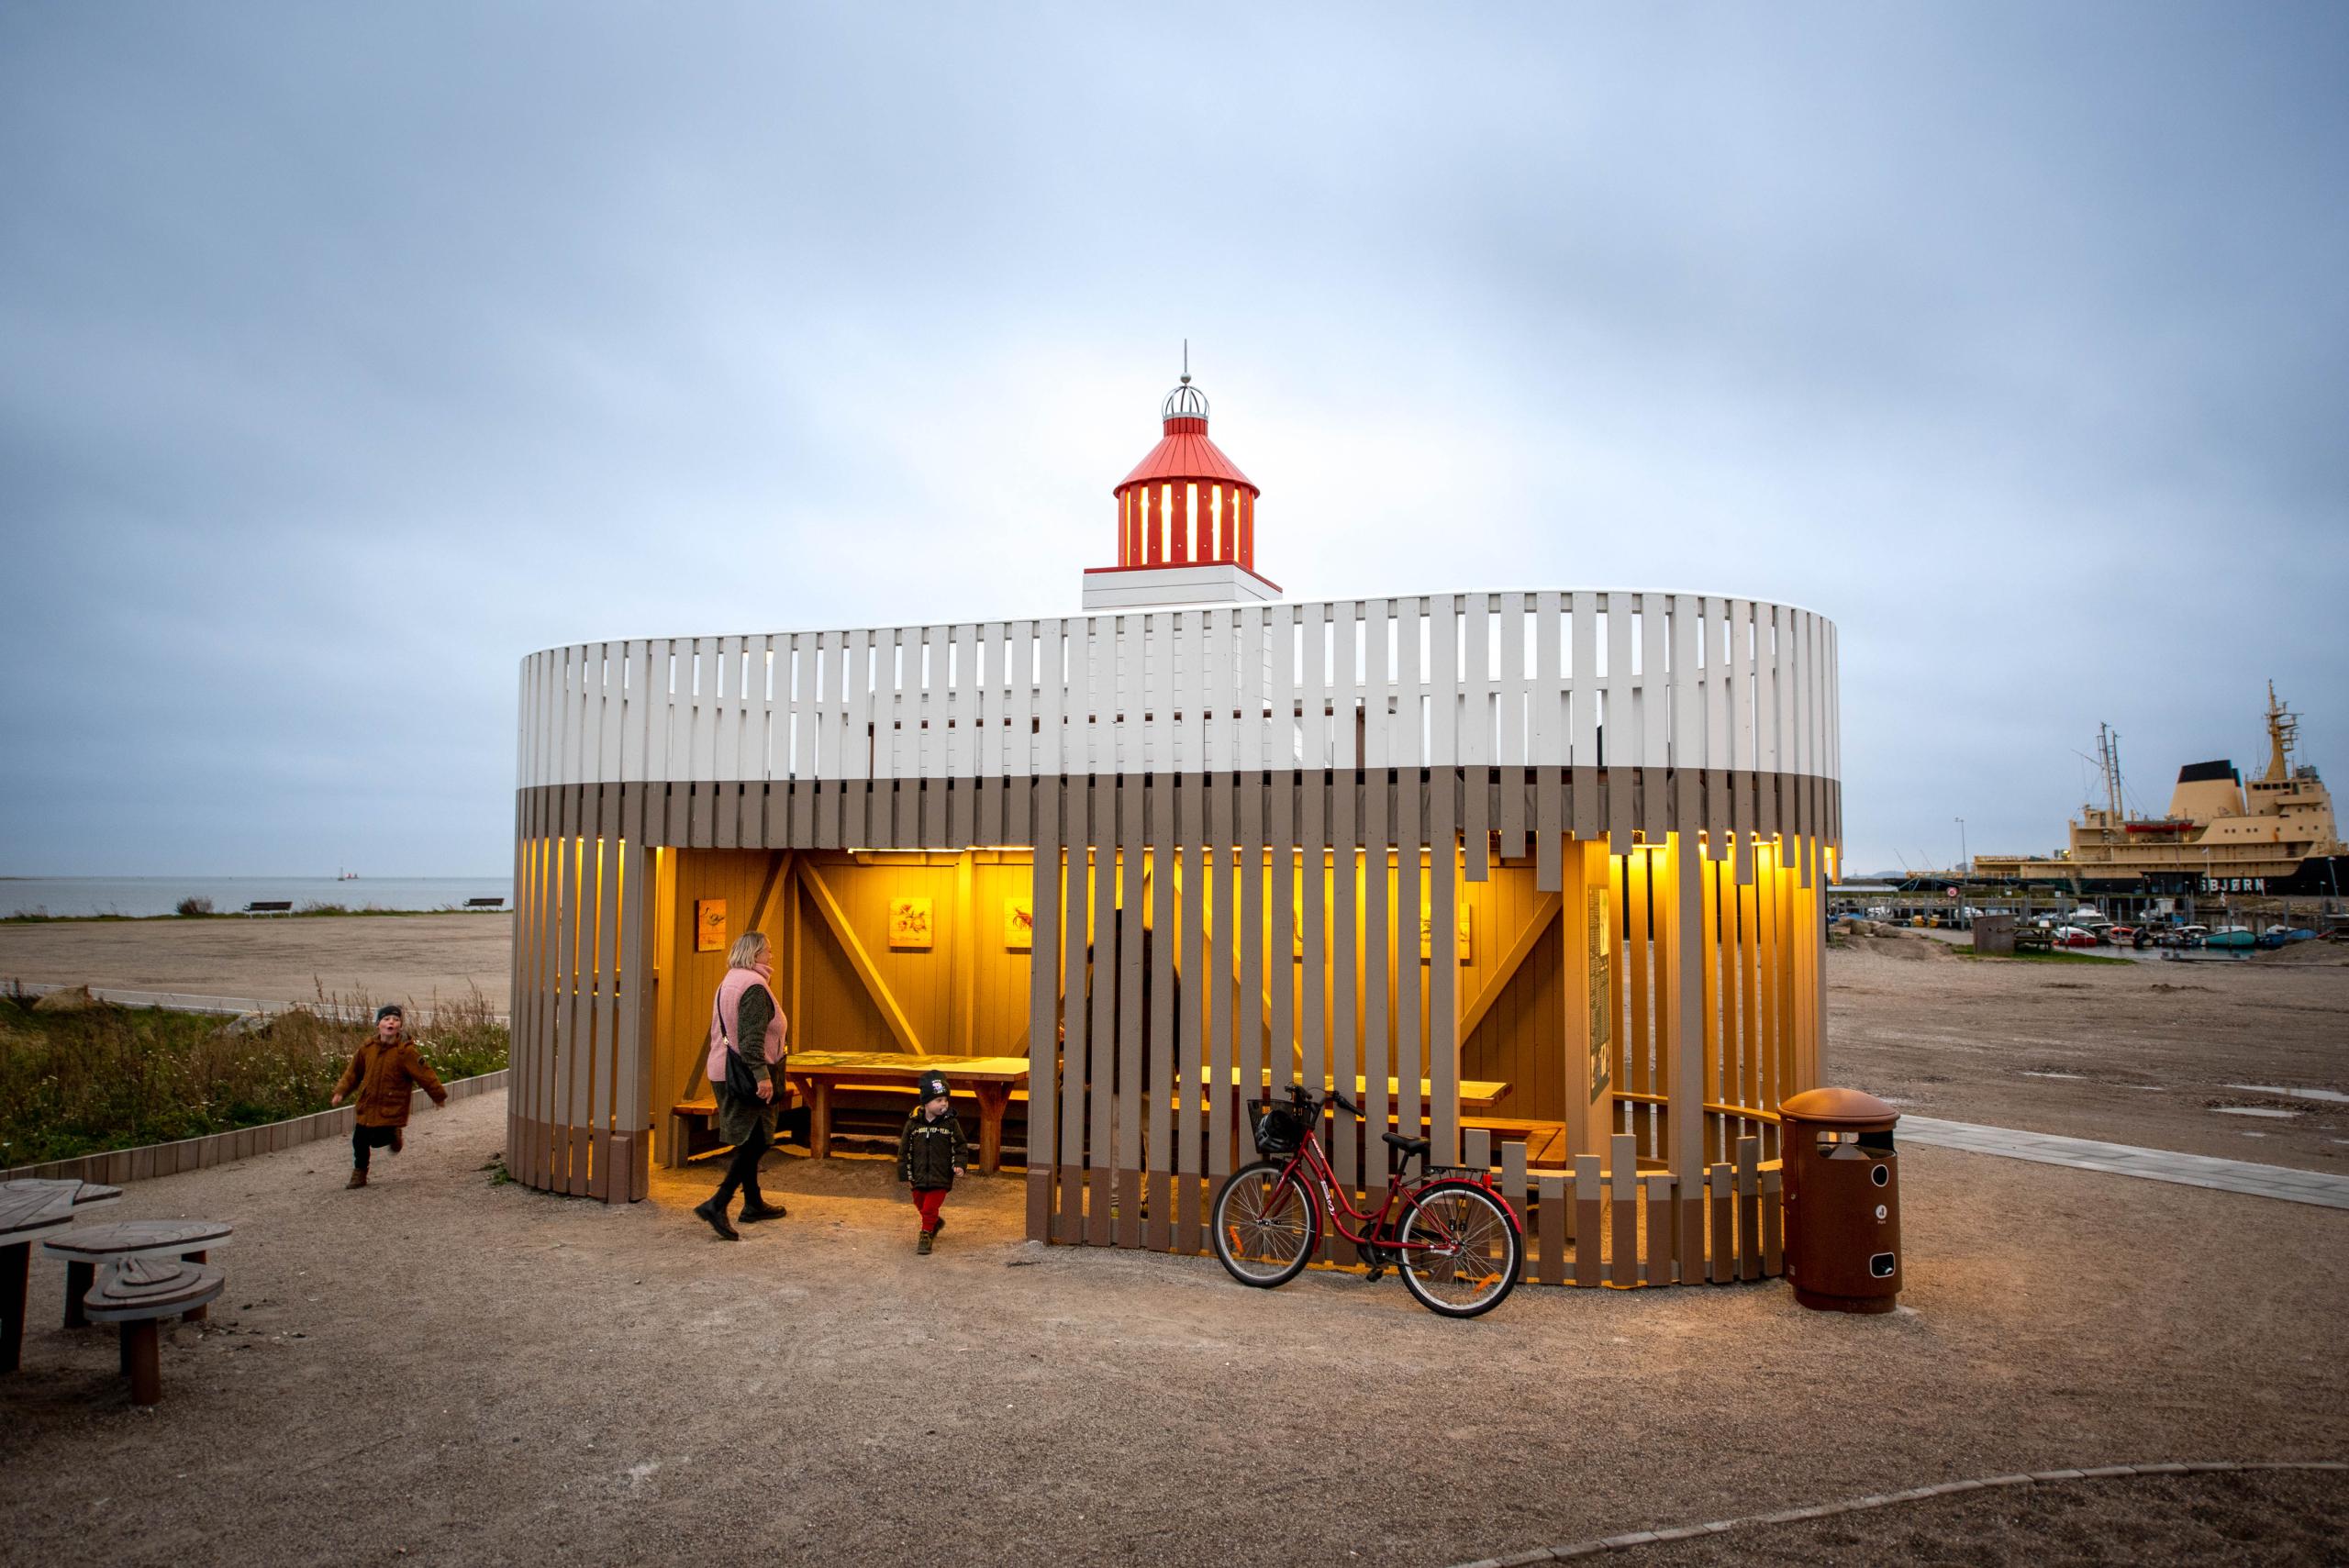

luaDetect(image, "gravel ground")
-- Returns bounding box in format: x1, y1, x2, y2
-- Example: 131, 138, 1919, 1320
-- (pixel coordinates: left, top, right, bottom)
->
1617, 1468, 2347, 1565
1, 1084, 2343, 1568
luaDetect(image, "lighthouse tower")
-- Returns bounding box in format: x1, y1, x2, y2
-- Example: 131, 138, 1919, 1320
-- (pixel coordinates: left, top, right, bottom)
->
1081, 367, 1281, 611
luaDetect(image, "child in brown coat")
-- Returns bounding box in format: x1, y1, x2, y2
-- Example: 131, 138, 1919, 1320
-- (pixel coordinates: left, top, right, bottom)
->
330, 1004, 448, 1187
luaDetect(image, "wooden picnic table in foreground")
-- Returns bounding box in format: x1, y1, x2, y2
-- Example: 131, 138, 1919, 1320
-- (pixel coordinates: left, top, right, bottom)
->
0, 1178, 121, 1373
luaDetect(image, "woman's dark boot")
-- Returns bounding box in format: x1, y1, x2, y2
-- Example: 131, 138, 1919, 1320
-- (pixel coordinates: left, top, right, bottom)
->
693, 1196, 740, 1240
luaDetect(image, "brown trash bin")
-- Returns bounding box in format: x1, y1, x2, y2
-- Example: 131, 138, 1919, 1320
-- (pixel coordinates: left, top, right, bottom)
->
1779, 1087, 1901, 1314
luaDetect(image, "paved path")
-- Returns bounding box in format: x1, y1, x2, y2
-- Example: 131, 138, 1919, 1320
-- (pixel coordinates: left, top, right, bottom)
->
1901, 1116, 2349, 1210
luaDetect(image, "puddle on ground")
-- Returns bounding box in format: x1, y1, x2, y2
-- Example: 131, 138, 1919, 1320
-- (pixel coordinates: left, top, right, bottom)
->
2211, 1106, 2302, 1119
2224, 1084, 2349, 1105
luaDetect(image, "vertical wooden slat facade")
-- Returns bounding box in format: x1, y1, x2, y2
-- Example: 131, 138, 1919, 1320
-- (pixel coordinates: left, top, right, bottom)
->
509, 592, 1838, 1289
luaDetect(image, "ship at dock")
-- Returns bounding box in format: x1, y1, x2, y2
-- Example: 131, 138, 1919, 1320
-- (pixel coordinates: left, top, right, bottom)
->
1969, 685, 2348, 898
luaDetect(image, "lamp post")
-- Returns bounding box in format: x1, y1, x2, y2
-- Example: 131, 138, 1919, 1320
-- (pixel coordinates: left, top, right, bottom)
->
1955, 817, 1967, 876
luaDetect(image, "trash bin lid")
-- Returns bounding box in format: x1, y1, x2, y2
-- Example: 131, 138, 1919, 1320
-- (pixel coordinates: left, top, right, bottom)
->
1779, 1087, 1900, 1128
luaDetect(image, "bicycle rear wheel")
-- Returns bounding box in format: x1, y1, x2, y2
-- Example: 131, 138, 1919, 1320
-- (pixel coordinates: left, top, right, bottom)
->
1396, 1182, 1520, 1318
1211, 1160, 1319, 1288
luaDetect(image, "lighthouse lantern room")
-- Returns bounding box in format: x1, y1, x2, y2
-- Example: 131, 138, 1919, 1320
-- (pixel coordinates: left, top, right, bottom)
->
1083, 368, 1279, 611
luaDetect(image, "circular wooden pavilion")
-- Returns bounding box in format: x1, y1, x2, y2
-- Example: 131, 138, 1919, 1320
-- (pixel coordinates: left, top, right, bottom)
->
507, 373, 1841, 1288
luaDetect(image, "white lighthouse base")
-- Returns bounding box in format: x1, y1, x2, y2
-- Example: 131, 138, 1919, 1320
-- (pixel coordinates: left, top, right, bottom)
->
1081, 562, 1282, 611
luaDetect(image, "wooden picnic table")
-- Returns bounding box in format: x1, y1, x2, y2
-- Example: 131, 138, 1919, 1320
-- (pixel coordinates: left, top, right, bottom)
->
0, 1178, 122, 1373
1207, 1073, 1509, 1112
784, 1051, 1030, 1174
44, 1218, 234, 1328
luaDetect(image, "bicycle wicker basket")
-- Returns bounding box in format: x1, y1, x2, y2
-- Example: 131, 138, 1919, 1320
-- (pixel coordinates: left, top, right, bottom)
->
1248, 1098, 1311, 1157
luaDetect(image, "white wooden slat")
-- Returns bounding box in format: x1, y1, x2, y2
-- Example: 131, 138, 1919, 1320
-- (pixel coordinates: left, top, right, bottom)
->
1429, 592, 1459, 770
1498, 592, 1526, 768
1394, 596, 1424, 769
1604, 595, 1634, 770
1306, 606, 1324, 770
1567, 590, 1596, 766
1460, 592, 1488, 767
1271, 603, 1297, 773
1008, 621, 1034, 779
1640, 595, 1668, 767
1363, 597, 1393, 769
1236, 604, 1264, 773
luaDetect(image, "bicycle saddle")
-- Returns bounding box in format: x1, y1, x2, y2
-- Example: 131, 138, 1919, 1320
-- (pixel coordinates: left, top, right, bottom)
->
1382, 1132, 1430, 1162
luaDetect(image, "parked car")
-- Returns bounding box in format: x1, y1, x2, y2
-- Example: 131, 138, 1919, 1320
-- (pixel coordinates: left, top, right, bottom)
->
2052, 926, 2100, 948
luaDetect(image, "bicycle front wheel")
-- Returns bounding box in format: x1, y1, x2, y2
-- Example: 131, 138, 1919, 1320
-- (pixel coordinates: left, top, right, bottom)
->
1211, 1160, 1319, 1288
1397, 1182, 1520, 1318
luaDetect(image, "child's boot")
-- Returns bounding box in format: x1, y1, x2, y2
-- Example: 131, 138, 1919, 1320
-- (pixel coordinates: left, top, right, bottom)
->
391, 1128, 405, 1154
917, 1229, 934, 1255
346, 1169, 367, 1189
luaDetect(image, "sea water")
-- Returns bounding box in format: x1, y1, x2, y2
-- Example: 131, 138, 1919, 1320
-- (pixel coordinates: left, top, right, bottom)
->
0, 876, 512, 919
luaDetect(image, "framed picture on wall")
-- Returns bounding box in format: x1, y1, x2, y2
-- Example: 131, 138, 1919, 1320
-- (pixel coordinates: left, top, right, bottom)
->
695, 898, 727, 953
889, 896, 934, 950
1419, 906, 1473, 963
1005, 895, 1034, 951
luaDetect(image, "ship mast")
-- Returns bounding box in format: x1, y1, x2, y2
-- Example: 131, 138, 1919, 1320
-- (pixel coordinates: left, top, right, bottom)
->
2098, 722, 2125, 821
2264, 681, 2299, 784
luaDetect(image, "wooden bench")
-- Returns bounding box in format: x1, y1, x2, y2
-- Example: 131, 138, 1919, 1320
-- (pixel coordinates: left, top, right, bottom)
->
241, 900, 294, 916
463, 896, 507, 908
83, 1257, 225, 1406
669, 1084, 805, 1163
44, 1219, 233, 1329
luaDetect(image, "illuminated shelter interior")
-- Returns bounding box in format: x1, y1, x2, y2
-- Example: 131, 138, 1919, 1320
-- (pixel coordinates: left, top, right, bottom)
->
508, 375, 1841, 1287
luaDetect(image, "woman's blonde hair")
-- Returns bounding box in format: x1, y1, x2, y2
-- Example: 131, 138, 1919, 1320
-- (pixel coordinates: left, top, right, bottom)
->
727, 931, 771, 971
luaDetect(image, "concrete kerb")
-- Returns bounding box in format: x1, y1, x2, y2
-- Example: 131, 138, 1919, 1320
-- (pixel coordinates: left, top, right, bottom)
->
1436, 1461, 2349, 1566
0, 1070, 508, 1186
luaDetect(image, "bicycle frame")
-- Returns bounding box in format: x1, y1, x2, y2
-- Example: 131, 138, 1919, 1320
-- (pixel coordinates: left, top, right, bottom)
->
1267, 1125, 1503, 1257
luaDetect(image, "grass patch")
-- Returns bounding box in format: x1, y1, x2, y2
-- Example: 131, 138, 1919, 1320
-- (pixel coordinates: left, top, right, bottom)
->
0, 984, 507, 1167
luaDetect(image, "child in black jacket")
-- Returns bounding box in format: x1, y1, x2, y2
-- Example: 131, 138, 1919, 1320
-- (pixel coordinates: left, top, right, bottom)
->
898, 1069, 971, 1254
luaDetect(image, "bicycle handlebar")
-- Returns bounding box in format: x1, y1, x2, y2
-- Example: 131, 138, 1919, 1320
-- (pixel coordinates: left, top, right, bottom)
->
1285, 1083, 1364, 1121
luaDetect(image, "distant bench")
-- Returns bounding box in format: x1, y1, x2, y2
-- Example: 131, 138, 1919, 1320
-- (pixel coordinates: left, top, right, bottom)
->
241, 901, 294, 916
463, 897, 507, 908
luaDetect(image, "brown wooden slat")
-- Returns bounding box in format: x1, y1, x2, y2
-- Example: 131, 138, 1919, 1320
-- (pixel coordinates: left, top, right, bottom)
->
1643, 1172, 1675, 1285
1146, 777, 1175, 1253
1736, 1135, 1762, 1282
1709, 1162, 1733, 1284
1609, 1132, 1638, 1287
1116, 776, 1145, 1250
1537, 1172, 1565, 1285
1574, 1153, 1602, 1287
1025, 791, 1061, 1243
1087, 779, 1117, 1246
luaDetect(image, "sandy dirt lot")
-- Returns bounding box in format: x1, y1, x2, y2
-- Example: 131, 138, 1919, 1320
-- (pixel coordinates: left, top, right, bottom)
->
3, 923, 2343, 1566
0, 914, 512, 1015
1830, 937, 2349, 1173
0, 1093, 2342, 1568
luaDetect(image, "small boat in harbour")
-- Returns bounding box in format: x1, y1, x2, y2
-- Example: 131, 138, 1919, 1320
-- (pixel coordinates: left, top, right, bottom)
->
2204, 926, 2256, 950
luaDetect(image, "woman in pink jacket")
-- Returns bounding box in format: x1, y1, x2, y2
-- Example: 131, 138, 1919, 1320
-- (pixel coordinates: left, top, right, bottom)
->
694, 931, 789, 1240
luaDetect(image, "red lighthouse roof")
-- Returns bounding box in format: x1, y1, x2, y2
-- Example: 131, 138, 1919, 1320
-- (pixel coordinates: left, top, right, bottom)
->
1102, 370, 1269, 581
1113, 380, 1259, 495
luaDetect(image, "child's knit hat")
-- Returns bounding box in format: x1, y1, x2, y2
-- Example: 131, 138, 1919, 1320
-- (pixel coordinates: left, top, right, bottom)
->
917, 1070, 951, 1102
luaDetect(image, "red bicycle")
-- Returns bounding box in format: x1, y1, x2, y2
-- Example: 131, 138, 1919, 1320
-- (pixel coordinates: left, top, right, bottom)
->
1210, 1084, 1523, 1318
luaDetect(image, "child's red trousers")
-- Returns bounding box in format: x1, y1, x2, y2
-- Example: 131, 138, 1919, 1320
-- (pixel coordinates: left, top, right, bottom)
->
912, 1186, 948, 1231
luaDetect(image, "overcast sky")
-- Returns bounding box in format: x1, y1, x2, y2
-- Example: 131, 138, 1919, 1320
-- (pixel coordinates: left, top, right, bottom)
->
3, 3, 2343, 878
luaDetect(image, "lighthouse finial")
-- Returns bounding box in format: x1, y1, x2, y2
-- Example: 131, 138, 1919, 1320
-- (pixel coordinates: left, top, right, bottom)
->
1181, 339, 1189, 384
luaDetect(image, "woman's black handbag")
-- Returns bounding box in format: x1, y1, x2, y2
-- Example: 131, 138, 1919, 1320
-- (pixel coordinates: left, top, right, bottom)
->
718, 997, 763, 1100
